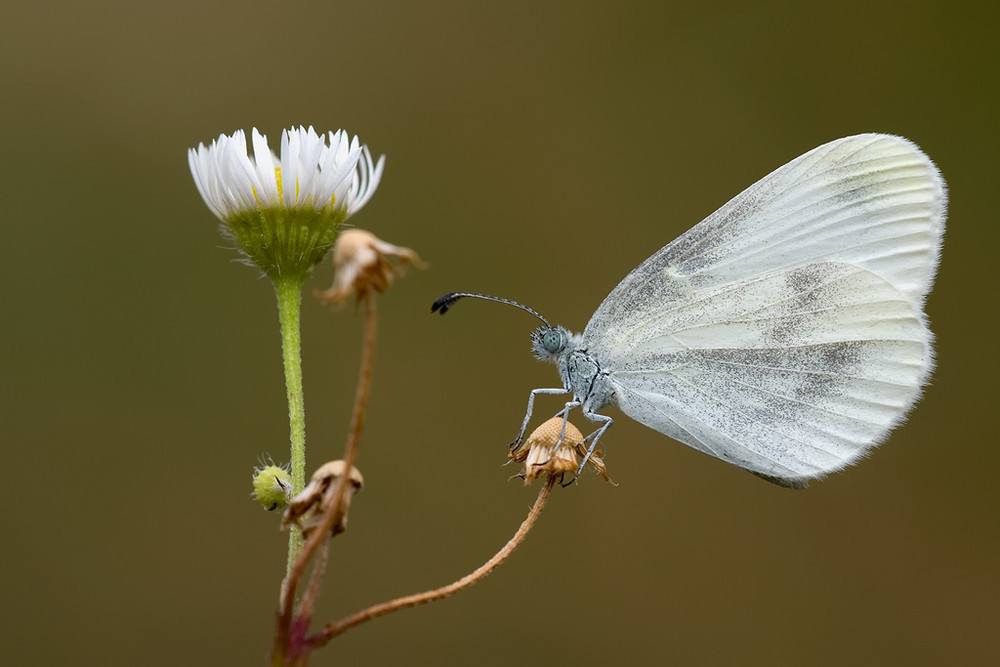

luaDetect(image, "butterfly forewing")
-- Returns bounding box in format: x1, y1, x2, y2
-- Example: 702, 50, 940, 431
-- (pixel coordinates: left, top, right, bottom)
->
585, 134, 944, 349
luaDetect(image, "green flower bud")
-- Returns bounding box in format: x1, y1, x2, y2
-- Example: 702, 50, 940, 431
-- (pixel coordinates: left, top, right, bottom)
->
252, 464, 293, 511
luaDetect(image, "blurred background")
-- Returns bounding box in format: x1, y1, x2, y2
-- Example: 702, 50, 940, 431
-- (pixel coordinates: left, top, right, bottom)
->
2, 1, 997, 665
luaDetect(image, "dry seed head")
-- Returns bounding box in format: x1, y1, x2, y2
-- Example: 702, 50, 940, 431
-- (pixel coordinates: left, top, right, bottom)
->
511, 417, 611, 484
281, 460, 364, 538
315, 229, 424, 306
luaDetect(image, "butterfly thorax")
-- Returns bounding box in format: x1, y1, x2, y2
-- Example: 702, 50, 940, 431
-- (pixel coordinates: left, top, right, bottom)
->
532, 325, 615, 413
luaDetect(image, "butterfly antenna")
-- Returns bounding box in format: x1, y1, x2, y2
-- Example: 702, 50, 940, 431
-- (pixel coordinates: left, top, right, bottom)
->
431, 292, 550, 326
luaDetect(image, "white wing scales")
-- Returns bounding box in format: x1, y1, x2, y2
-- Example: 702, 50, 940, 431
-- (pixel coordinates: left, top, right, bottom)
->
583, 134, 945, 486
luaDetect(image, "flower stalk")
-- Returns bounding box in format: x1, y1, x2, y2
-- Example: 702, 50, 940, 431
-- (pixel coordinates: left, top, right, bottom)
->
274, 274, 308, 568
307, 475, 557, 648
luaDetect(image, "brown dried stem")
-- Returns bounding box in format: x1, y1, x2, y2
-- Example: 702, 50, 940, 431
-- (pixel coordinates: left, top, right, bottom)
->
305, 474, 557, 648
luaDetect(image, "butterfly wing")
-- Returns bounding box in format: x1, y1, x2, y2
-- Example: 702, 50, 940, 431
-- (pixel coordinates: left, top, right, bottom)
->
583, 134, 945, 486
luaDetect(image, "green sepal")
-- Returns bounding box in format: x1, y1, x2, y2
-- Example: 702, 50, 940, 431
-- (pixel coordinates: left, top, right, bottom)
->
223, 206, 347, 280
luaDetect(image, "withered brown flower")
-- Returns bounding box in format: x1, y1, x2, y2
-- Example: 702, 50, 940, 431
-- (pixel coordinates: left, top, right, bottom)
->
281, 460, 364, 538
315, 229, 423, 305
510, 417, 612, 484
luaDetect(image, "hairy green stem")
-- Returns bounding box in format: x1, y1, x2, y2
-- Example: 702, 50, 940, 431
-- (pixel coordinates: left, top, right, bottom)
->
273, 274, 308, 572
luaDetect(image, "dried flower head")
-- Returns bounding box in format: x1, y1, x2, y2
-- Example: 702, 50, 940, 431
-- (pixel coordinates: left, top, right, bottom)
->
315, 229, 423, 305
510, 417, 612, 484
281, 460, 364, 538
252, 463, 293, 511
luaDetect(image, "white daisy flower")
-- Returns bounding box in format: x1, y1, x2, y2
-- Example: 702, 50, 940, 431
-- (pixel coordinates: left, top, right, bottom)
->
188, 126, 384, 278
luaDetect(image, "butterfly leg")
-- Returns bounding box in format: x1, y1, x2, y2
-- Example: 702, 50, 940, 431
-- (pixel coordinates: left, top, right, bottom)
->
577, 410, 614, 474
553, 400, 582, 447
512, 387, 571, 452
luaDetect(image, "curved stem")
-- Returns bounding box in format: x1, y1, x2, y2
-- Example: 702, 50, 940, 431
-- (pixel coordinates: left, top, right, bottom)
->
307, 475, 557, 648
273, 274, 308, 572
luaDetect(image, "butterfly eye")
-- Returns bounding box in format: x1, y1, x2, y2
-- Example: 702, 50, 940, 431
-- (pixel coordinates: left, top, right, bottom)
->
542, 330, 563, 353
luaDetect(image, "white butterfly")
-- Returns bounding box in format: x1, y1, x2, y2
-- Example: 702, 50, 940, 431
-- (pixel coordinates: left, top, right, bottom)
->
434, 134, 946, 488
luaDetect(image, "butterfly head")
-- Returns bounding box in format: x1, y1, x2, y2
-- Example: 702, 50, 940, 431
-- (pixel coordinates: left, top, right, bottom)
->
530, 325, 570, 362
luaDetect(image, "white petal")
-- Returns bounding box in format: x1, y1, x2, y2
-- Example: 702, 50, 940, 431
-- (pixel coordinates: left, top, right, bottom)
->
350, 149, 385, 214
320, 147, 363, 207
251, 128, 279, 205
295, 126, 324, 204
280, 128, 300, 207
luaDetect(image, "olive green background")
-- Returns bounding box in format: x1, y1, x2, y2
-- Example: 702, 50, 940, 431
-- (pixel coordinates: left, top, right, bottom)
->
3, 1, 997, 665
